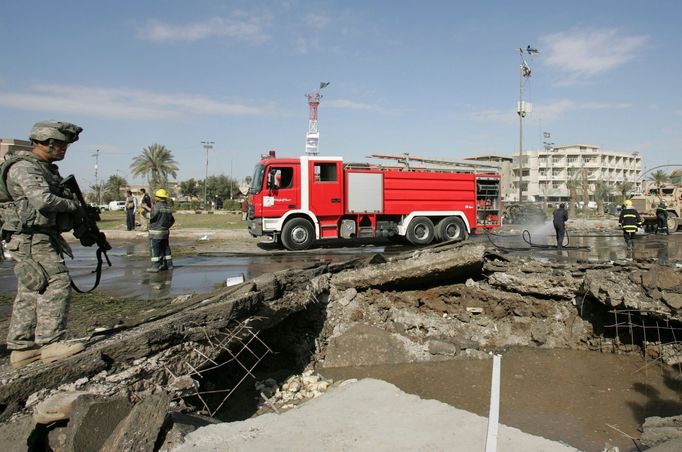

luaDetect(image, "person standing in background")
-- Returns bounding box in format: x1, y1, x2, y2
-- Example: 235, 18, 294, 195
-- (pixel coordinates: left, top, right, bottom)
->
124, 190, 137, 231
655, 201, 669, 235
138, 188, 152, 230
241, 197, 249, 221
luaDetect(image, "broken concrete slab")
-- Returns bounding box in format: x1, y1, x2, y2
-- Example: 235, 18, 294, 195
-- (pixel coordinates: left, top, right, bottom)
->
330, 242, 485, 291
174, 378, 578, 452
641, 414, 682, 449
60, 395, 132, 452
0, 415, 36, 452
158, 412, 221, 451
322, 324, 427, 368
488, 270, 579, 300
100, 392, 171, 452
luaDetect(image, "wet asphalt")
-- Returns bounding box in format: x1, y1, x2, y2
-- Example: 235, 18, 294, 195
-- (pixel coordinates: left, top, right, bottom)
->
0, 227, 679, 301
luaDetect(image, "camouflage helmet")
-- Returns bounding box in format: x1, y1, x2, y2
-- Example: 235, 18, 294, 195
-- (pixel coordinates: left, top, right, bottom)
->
29, 120, 83, 144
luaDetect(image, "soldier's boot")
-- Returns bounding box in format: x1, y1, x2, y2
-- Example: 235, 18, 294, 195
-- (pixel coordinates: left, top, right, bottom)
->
40, 342, 85, 364
10, 348, 42, 369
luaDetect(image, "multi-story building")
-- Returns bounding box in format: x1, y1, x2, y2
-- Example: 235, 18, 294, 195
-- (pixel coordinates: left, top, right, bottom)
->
470, 144, 643, 203
0, 138, 32, 160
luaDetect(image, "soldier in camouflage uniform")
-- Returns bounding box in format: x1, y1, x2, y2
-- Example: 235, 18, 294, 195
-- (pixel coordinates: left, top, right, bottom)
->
2, 120, 86, 368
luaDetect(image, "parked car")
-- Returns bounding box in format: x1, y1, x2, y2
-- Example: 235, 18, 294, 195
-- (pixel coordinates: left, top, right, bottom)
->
108, 200, 126, 211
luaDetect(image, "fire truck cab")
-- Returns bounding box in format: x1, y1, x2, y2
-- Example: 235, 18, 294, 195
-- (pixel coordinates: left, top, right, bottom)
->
247, 152, 501, 250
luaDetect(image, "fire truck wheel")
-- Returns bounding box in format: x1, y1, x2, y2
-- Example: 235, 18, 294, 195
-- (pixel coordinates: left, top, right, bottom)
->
406, 217, 435, 246
436, 216, 466, 242
281, 218, 315, 250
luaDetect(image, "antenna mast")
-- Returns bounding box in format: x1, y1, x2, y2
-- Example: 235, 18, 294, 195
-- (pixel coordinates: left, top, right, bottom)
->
305, 82, 330, 155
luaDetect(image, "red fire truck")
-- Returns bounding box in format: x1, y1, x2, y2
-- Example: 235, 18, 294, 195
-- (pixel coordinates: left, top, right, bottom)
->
247, 152, 501, 250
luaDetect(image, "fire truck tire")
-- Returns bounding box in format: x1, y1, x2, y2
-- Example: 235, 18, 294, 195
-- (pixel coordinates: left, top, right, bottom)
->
281, 218, 315, 250
406, 217, 435, 246
436, 216, 467, 242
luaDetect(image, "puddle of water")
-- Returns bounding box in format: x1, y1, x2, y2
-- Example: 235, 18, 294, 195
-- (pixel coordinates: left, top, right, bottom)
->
321, 347, 682, 452
480, 226, 681, 263
0, 240, 380, 300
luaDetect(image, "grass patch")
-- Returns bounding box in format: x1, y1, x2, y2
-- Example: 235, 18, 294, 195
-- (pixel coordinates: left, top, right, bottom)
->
97, 210, 246, 230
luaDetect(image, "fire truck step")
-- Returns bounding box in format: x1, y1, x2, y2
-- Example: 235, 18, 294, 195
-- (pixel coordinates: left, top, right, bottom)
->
358, 227, 375, 238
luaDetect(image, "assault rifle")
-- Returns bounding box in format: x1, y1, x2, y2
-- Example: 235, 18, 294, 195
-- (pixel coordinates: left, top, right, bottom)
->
61, 175, 112, 293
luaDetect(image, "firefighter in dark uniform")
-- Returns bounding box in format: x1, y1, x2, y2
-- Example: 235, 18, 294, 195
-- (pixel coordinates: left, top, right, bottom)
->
553, 203, 568, 249
618, 199, 642, 249
146, 189, 175, 272
655, 201, 669, 235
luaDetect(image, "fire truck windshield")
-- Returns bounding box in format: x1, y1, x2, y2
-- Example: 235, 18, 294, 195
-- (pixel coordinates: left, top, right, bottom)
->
249, 164, 265, 194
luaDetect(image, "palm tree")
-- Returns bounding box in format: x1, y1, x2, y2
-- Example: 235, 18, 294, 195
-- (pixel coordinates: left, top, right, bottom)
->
130, 144, 179, 193
615, 181, 634, 204
103, 174, 128, 203
649, 170, 671, 198
594, 181, 611, 216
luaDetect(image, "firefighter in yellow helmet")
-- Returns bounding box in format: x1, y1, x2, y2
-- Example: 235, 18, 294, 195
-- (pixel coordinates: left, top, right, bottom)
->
618, 199, 642, 250
146, 188, 175, 272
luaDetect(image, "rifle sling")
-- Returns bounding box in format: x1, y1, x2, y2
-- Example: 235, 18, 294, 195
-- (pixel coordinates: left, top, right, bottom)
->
70, 246, 111, 293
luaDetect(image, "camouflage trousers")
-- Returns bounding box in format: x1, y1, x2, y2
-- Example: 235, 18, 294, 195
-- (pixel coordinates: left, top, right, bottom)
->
6, 233, 71, 350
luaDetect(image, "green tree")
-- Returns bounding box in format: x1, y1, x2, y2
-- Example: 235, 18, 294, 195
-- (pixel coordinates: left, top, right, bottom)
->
615, 181, 634, 204
130, 144, 179, 193
649, 170, 671, 198
594, 181, 611, 216
179, 178, 199, 198
204, 175, 239, 203
101, 175, 128, 203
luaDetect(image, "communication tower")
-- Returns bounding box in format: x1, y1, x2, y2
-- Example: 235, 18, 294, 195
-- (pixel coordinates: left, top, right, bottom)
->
305, 82, 330, 155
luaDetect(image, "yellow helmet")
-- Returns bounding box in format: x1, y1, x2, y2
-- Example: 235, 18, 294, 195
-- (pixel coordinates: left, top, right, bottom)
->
624, 199, 633, 207
155, 188, 169, 199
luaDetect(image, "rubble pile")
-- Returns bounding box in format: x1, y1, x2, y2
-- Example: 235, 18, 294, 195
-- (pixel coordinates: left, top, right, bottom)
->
1, 240, 681, 449
255, 369, 333, 412
313, 244, 682, 370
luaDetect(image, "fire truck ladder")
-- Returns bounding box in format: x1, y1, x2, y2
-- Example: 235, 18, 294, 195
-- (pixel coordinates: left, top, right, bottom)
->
366, 153, 500, 174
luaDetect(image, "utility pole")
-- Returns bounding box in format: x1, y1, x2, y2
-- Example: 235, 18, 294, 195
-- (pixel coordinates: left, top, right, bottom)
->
229, 159, 233, 200
517, 46, 538, 202
201, 141, 214, 209
92, 149, 100, 205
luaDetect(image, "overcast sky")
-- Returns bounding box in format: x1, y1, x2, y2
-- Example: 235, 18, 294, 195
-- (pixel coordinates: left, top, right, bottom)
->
1, 0, 680, 187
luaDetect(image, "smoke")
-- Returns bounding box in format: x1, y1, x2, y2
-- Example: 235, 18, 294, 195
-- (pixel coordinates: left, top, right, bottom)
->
523, 221, 556, 246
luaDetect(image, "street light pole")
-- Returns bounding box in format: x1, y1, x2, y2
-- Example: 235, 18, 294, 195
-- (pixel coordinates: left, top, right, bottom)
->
516, 45, 538, 202
92, 149, 100, 205
201, 141, 214, 209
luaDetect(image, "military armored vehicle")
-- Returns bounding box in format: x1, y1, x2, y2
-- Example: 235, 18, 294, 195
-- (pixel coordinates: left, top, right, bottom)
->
630, 172, 682, 231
